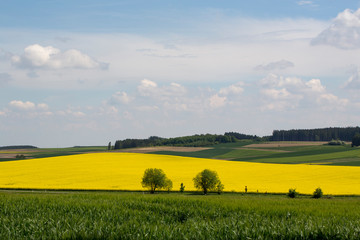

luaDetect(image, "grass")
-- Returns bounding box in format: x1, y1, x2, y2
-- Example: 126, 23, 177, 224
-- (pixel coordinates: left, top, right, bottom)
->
0, 191, 359, 239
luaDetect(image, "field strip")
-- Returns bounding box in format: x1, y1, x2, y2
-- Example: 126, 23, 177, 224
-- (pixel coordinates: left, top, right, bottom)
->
244, 142, 328, 148
111, 146, 210, 153
237, 147, 291, 152
0, 152, 359, 195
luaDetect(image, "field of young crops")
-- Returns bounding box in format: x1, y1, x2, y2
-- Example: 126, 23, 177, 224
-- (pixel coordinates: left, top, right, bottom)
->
1, 152, 360, 195
0, 192, 359, 239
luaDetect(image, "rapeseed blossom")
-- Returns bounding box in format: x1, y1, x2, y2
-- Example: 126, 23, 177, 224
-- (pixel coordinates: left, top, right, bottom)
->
0, 153, 359, 195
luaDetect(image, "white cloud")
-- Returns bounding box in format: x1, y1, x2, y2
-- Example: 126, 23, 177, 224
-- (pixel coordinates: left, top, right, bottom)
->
209, 94, 226, 108
109, 91, 131, 104
312, 8, 360, 49
12, 44, 108, 70
219, 82, 244, 95
254, 60, 294, 72
259, 74, 347, 111
9, 100, 50, 112
297, 1, 317, 7
9, 100, 36, 110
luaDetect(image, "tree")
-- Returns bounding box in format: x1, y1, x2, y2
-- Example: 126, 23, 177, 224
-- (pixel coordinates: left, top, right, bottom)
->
352, 133, 360, 147
313, 187, 323, 199
180, 183, 185, 193
165, 179, 173, 193
141, 168, 169, 194
108, 142, 111, 150
193, 169, 223, 195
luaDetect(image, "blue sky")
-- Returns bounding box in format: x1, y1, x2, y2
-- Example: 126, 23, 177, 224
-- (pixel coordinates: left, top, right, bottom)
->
1, 0, 360, 147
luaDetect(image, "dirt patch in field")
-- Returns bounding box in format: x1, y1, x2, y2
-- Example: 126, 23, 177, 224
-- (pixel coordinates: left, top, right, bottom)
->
113, 146, 210, 153
243, 142, 328, 148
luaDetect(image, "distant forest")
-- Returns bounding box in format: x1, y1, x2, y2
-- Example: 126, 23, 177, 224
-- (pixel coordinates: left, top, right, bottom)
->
112, 127, 360, 149
271, 127, 360, 142
0, 145, 37, 150
112, 132, 259, 149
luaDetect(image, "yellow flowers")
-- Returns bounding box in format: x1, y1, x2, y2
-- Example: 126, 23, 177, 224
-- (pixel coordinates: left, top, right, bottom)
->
0, 152, 359, 195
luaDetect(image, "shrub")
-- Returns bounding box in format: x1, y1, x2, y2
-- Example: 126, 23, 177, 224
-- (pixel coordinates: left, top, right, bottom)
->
287, 188, 298, 198
313, 187, 323, 199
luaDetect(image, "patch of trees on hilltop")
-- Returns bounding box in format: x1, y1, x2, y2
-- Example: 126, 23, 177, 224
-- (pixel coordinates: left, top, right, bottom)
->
113, 132, 259, 149
0, 145, 37, 150
271, 127, 360, 142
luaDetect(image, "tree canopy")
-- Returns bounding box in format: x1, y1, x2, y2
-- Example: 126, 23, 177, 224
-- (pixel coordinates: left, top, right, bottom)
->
141, 168, 172, 193
193, 169, 223, 195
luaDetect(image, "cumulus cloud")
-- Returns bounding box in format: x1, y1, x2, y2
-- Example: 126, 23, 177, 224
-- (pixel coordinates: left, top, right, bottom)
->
260, 74, 348, 111
109, 91, 131, 104
219, 82, 244, 95
209, 94, 226, 108
137, 79, 186, 98
312, 8, 360, 49
9, 100, 50, 111
12, 44, 108, 70
254, 60, 295, 72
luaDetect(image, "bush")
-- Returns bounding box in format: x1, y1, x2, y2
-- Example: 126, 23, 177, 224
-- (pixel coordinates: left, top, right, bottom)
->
287, 188, 298, 198
313, 187, 323, 199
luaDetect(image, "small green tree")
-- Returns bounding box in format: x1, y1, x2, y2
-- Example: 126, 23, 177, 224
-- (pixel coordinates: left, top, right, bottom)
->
165, 178, 173, 193
287, 188, 298, 198
108, 142, 111, 150
180, 183, 185, 193
313, 187, 323, 199
216, 182, 224, 195
141, 168, 169, 194
193, 169, 223, 195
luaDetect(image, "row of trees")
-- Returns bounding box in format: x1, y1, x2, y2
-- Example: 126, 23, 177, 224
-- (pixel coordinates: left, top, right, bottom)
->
141, 168, 224, 195
112, 132, 258, 149
271, 127, 360, 142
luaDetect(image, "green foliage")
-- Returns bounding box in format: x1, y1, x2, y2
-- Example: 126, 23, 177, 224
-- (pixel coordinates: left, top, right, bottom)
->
1, 192, 360, 239
272, 127, 360, 141
313, 187, 323, 199
352, 133, 360, 147
180, 183, 185, 193
15, 154, 26, 159
165, 179, 173, 192
328, 139, 346, 145
193, 169, 223, 194
141, 168, 171, 193
287, 188, 299, 198
216, 182, 224, 195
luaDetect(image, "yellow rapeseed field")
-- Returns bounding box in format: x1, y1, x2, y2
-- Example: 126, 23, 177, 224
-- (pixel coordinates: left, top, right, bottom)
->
0, 152, 359, 195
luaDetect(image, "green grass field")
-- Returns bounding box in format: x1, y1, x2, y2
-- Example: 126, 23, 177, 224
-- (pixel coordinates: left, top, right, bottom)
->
0, 191, 359, 239
3, 141, 360, 166
153, 141, 360, 166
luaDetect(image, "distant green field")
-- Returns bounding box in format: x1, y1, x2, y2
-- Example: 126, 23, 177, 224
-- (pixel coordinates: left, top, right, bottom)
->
153, 141, 360, 166
0, 191, 359, 239
0, 146, 107, 161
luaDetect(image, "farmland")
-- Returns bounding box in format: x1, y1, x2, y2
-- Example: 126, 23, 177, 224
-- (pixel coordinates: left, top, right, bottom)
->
1, 151, 360, 194
0, 191, 359, 239
1, 141, 360, 239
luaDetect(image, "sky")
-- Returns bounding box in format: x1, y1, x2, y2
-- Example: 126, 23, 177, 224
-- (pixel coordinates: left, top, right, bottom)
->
1, 0, 360, 147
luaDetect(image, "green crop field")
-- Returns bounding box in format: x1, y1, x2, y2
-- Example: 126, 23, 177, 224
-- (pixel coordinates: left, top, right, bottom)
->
153, 141, 360, 166
0, 191, 359, 239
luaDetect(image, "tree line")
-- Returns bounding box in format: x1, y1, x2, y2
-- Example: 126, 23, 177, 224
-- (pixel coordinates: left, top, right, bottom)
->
271, 127, 360, 142
112, 132, 259, 149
